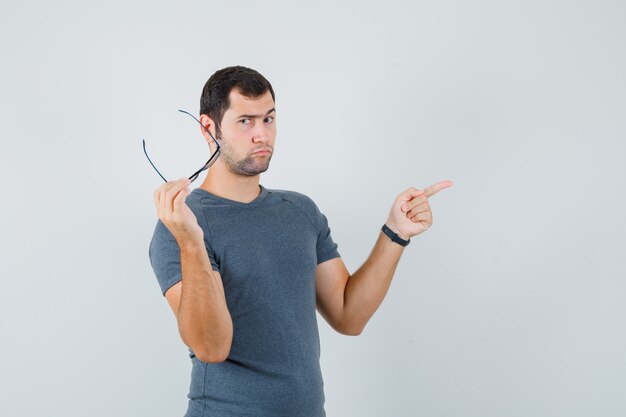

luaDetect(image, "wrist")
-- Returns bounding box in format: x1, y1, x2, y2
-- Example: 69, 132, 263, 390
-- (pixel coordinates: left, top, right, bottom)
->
385, 222, 410, 241
178, 238, 205, 253
382, 223, 411, 246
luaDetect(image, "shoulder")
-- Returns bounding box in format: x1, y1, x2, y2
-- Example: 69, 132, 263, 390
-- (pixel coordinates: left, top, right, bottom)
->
269, 188, 319, 211
180, 189, 209, 221
267, 187, 325, 230
185, 188, 206, 208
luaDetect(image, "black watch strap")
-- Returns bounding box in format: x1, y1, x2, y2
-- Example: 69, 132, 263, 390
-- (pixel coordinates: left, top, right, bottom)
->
381, 224, 410, 246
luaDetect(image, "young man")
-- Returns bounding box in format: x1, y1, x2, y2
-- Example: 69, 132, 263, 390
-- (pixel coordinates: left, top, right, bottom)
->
149, 65, 452, 417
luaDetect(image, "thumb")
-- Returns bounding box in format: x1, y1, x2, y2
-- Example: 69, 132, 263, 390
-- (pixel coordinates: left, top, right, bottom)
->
400, 187, 423, 202
397, 188, 424, 213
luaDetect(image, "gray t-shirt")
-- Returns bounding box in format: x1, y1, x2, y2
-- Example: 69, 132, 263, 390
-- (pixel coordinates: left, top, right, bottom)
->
148, 184, 341, 417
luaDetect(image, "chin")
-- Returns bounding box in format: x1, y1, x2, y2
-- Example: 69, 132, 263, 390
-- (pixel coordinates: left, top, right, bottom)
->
255, 163, 270, 174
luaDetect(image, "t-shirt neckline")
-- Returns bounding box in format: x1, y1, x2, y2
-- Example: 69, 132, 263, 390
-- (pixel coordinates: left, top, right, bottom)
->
192, 184, 270, 208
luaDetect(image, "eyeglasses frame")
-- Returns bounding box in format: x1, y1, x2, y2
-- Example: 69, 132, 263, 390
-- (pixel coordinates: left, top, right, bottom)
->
142, 109, 221, 183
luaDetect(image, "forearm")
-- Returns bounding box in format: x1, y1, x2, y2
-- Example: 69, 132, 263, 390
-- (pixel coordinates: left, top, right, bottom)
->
177, 240, 233, 362
341, 229, 405, 334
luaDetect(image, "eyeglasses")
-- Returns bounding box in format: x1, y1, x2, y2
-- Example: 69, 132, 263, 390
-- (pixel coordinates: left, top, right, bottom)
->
142, 109, 221, 183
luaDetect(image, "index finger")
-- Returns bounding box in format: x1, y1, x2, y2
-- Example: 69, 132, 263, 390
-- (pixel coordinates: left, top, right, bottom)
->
154, 178, 190, 212
423, 180, 453, 198
153, 178, 186, 202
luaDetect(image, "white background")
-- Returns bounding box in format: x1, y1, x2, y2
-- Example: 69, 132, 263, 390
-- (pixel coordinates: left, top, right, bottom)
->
1, 1, 625, 416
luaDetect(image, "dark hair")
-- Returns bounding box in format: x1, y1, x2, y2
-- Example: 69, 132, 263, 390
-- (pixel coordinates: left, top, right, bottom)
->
199, 66, 275, 137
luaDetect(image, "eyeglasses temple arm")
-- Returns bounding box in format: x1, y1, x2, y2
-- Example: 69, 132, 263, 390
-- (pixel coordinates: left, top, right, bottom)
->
142, 139, 168, 182
178, 109, 221, 150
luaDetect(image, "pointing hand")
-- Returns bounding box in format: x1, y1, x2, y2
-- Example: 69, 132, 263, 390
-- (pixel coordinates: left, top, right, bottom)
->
385, 180, 453, 240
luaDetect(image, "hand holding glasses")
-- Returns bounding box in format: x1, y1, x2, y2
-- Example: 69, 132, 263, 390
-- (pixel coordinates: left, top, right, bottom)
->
142, 109, 221, 184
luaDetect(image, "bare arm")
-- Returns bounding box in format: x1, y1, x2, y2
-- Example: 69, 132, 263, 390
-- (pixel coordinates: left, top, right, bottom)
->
344, 229, 405, 333
316, 181, 453, 335
156, 178, 233, 363
174, 241, 232, 363
316, 230, 404, 335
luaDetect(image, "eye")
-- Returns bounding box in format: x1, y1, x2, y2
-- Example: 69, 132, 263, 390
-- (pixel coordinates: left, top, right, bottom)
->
264, 116, 274, 123
239, 118, 251, 125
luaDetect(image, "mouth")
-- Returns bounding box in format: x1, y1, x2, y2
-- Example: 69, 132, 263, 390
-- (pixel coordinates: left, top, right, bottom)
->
252, 149, 271, 155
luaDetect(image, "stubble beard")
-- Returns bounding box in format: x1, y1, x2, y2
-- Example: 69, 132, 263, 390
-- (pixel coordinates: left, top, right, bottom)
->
220, 140, 272, 177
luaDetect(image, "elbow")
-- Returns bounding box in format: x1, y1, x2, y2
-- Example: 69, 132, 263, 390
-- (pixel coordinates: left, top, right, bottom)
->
194, 341, 232, 363
183, 319, 234, 364
337, 320, 364, 336
189, 331, 233, 364
342, 326, 363, 336
196, 349, 230, 364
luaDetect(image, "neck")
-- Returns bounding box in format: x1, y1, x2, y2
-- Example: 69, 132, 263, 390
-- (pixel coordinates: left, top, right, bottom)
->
198, 163, 262, 204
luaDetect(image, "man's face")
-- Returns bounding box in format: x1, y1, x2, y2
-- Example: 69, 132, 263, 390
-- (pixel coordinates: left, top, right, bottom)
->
214, 89, 276, 177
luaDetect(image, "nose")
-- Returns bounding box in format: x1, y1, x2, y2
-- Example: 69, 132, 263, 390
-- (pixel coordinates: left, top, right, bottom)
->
251, 122, 270, 144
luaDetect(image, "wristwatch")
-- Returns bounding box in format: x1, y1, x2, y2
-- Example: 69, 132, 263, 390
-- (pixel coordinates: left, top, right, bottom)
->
381, 224, 410, 246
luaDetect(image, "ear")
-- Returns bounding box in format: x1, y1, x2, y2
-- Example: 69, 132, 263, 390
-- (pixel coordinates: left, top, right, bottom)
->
199, 114, 218, 149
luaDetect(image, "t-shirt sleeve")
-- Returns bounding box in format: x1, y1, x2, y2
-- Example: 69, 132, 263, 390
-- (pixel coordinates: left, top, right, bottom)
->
313, 203, 341, 264
148, 220, 220, 297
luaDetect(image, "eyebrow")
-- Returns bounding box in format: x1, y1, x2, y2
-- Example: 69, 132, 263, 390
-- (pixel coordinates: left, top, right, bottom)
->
236, 108, 276, 119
